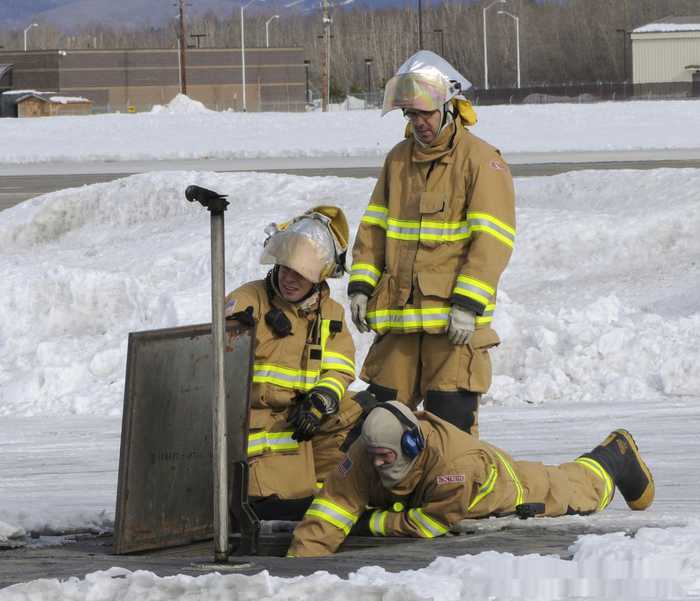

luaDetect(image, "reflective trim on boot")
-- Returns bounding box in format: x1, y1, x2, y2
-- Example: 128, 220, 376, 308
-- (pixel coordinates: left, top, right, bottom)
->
425, 390, 478, 434
581, 429, 655, 511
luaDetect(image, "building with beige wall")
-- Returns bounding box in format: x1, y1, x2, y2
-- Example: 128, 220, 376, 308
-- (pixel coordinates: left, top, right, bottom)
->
0, 47, 307, 113
631, 16, 700, 86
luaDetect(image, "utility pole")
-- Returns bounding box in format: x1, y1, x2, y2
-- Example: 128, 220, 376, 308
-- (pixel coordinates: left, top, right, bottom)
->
178, 0, 188, 95
320, 0, 331, 112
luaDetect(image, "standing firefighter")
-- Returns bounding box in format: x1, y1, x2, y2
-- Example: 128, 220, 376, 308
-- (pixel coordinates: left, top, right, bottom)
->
225, 205, 361, 519
348, 51, 516, 436
287, 402, 655, 557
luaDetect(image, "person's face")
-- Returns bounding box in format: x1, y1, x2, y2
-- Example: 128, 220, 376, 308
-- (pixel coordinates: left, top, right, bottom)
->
278, 265, 314, 302
405, 108, 442, 144
366, 446, 397, 470
277, 265, 314, 303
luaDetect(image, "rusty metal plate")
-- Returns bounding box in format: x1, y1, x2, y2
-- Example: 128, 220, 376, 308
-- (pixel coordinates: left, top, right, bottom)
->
114, 322, 253, 554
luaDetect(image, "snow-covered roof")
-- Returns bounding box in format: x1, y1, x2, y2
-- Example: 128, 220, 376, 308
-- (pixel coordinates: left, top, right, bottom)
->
49, 95, 91, 104
2, 89, 55, 96
633, 15, 700, 33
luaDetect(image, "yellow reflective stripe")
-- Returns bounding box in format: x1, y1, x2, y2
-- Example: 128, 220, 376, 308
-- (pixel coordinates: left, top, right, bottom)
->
407, 508, 448, 538
247, 430, 299, 457
475, 304, 495, 326
467, 464, 498, 511
305, 498, 357, 535
495, 451, 524, 507
253, 363, 319, 391
386, 217, 421, 241
420, 219, 471, 242
576, 457, 614, 511
367, 307, 451, 332
321, 351, 356, 375
315, 481, 324, 490
315, 376, 345, 398
369, 509, 388, 536
349, 262, 382, 287
467, 211, 516, 249
452, 275, 495, 307
362, 205, 389, 229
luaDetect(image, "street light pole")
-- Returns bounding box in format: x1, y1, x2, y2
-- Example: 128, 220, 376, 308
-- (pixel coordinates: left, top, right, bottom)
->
23, 23, 38, 52
482, 0, 506, 90
265, 15, 279, 48
241, 0, 262, 112
498, 10, 520, 88
365, 58, 372, 108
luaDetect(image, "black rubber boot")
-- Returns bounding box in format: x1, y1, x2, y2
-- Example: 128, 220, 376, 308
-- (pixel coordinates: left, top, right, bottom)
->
251, 495, 314, 521
580, 429, 655, 510
424, 390, 479, 435
367, 382, 399, 403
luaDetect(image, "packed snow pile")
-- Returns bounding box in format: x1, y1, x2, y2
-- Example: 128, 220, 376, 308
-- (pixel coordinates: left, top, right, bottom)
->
2, 99, 700, 164
1, 169, 699, 417
150, 93, 212, 115
4, 523, 700, 599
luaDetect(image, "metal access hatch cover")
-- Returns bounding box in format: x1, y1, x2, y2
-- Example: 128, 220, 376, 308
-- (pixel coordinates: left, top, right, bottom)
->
114, 321, 253, 554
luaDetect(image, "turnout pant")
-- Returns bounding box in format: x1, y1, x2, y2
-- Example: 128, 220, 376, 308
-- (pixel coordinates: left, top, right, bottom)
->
360, 329, 500, 437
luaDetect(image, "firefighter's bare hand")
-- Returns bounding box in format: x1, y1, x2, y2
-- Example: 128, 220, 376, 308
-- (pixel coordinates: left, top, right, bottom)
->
447, 305, 476, 345
350, 293, 370, 333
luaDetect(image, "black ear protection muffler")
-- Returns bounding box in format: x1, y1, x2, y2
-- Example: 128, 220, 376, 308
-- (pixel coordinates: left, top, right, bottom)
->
377, 403, 425, 459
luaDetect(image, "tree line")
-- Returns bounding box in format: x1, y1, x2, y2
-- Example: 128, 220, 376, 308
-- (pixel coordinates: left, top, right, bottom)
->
1, 0, 698, 95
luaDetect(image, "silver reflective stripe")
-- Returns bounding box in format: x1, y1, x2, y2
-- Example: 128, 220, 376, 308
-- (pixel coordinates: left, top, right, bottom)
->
407, 508, 448, 538
469, 216, 516, 244
453, 280, 495, 302
306, 498, 356, 534
253, 365, 318, 388
387, 222, 421, 238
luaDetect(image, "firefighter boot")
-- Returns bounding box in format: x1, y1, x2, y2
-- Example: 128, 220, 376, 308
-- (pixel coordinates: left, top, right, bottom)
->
581, 429, 654, 510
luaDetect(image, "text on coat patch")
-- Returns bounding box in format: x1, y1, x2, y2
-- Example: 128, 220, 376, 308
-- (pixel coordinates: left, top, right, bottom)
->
436, 474, 465, 485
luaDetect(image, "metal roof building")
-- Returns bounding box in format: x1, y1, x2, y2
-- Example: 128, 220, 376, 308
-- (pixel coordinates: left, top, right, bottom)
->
0, 47, 307, 113
631, 16, 700, 85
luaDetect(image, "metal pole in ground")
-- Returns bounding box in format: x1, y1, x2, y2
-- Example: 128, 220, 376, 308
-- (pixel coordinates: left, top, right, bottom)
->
185, 185, 230, 563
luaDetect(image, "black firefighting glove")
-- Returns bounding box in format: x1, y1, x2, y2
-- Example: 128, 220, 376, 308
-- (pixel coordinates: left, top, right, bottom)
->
289, 391, 338, 442
349, 510, 373, 537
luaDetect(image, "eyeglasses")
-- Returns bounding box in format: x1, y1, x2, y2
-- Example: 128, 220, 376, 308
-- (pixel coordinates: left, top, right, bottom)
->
403, 109, 438, 123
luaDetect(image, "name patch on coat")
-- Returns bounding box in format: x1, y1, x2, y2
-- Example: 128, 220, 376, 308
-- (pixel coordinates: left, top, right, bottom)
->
436, 474, 465, 485
338, 455, 353, 477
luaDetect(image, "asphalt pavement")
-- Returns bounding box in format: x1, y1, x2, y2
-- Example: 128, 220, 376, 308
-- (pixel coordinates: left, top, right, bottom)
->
2, 150, 700, 211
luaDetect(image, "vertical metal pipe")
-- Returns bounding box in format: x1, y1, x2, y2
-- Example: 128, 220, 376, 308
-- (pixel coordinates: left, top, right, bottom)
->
210, 210, 229, 562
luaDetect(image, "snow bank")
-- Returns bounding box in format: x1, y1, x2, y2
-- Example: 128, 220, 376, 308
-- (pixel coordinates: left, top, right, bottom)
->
4, 523, 700, 600
1, 169, 699, 416
1, 99, 700, 164
150, 93, 213, 115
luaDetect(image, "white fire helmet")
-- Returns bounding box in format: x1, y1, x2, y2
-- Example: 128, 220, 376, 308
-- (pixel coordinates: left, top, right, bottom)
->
260, 205, 349, 283
382, 50, 473, 116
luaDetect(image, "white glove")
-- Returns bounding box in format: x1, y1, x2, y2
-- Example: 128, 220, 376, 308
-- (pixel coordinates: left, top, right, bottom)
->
349, 293, 370, 333
447, 305, 476, 345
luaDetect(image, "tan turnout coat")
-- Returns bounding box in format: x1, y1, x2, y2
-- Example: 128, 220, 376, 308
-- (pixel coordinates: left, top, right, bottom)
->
225, 278, 360, 498
288, 412, 609, 556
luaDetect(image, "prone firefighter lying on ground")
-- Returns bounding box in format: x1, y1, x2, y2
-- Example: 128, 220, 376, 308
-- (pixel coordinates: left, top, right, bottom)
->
287, 401, 655, 556
225, 205, 362, 521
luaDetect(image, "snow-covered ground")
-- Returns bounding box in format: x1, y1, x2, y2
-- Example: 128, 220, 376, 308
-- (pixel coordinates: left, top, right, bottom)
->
1, 94, 700, 165
1, 97, 700, 599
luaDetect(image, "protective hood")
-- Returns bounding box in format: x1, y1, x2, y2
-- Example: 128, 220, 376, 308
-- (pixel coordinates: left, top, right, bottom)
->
360, 401, 421, 489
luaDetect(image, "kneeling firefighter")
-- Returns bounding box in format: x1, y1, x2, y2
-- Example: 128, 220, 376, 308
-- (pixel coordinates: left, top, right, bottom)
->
225, 205, 362, 520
